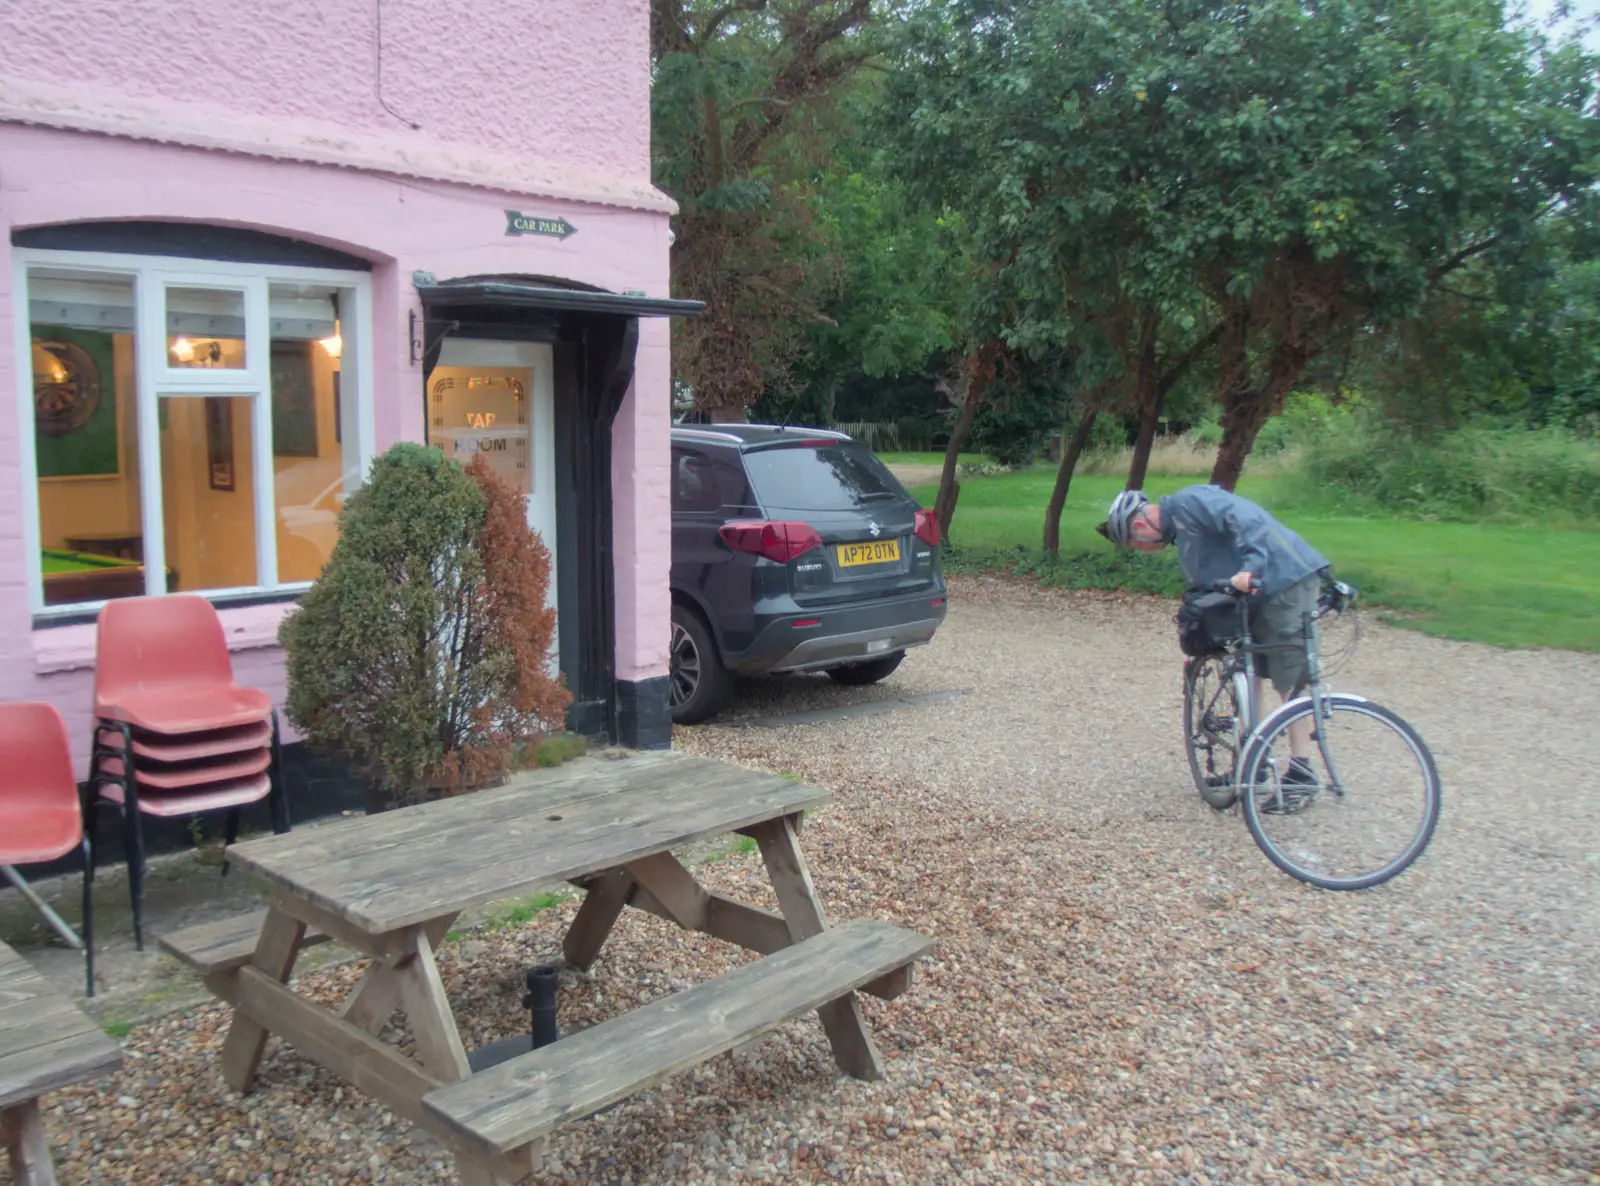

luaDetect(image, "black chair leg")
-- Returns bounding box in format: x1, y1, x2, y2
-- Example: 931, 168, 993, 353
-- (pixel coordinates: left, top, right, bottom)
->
268, 711, 291, 836
123, 805, 146, 953
80, 836, 95, 999
106, 723, 147, 953
221, 808, 240, 877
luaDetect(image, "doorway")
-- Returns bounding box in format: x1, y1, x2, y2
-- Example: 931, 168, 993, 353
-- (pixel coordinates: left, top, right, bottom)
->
430, 339, 558, 667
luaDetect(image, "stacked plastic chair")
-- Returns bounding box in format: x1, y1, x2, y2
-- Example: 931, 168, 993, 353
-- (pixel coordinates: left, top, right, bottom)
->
0, 703, 95, 996
88, 595, 290, 950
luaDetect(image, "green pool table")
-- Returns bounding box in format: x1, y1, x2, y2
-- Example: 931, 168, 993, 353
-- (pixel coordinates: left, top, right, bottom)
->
41, 549, 165, 606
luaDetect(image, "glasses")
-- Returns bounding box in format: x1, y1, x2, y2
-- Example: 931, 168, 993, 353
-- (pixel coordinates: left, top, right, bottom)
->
1129, 510, 1160, 540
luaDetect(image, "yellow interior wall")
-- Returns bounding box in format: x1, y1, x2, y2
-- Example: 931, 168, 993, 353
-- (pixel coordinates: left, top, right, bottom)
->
160, 395, 258, 591
273, 345, 345, 583
35, 332, 347, 588
36, 334, 143, 549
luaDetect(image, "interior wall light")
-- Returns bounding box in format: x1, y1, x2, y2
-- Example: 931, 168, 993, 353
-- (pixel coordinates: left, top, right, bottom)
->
170, 337, 196, 363
31, 343, 68, 384
318, 293, 342, 359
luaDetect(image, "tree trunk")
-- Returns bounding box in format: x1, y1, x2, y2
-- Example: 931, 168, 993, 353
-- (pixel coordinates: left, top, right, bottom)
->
1125, 314, 1162, 491
1209, 322, 1316, 490
934, 396, 978, 536
710, 404, 749, 424
933, 343, 999, 537
1043, 403, 1101, 555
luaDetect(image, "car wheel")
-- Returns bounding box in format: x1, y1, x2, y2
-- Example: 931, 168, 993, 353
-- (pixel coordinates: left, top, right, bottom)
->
826, 652, 905, 686
669, 603, 734, 725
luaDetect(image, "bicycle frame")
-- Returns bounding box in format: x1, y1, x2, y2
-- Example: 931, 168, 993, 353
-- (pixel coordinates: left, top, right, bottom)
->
1227, 594, 1349, 802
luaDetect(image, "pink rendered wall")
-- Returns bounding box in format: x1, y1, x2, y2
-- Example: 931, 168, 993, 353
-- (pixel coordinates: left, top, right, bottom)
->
0, 0, 650, 183
0, 124, 673, 770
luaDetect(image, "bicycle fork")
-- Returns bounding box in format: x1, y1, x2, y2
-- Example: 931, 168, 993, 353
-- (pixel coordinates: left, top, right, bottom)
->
1304, 613, 1347, 801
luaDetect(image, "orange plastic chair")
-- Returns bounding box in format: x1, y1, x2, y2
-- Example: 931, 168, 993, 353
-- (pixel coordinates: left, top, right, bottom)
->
89, 595, 290, 951
0, 702, 94, 997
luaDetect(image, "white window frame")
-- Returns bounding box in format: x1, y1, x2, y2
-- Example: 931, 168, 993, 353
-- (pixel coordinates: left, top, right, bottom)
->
14, 248, 377, 621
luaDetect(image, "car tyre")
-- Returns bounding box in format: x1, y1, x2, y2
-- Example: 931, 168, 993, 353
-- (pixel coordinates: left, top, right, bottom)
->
825, 652, 905, 686
670, 603, 734, 725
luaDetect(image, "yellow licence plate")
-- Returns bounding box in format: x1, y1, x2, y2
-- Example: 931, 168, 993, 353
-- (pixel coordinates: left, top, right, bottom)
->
837, 540, 901, 567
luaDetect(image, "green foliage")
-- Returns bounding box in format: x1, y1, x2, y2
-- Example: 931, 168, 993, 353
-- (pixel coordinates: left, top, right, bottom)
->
652, 2, 883, 414
877, 0, 1600, 488
1251, 392, 1348, 457
529, 733, 588, 768
480, 890, 570, 932
1345, 215, 1600, 434
280, 444, 489, 805
1286, 419, 1600, 523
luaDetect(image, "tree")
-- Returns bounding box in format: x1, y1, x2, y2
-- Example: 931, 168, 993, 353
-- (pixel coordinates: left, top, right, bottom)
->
877, 0, 1219, 532
653, 0, 879, 421
878, 0, 1600, 514
766, 91, 973, 428
1134, 0, 1600, 486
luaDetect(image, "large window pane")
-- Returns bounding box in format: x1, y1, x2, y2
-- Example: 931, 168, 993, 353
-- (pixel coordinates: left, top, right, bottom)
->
159, 395, 258, 591
29, 269, 149, 606
269, 282, 356, 582
166, 286, 247, 370
430, 364, 532, 494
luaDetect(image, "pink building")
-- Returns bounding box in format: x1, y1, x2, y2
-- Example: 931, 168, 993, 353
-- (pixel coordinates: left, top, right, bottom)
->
0, 0, 694, 769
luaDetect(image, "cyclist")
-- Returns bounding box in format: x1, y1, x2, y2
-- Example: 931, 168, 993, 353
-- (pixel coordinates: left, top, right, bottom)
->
1099, 486, 1330, 793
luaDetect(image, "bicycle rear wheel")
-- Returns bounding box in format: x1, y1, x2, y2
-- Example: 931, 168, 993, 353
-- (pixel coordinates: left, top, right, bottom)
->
1183, 654, 1243, 810
1240, 693, 1440, 890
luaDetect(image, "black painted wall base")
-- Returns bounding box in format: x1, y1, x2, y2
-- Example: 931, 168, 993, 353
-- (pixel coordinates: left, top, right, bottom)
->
565, 698, 611, 742
616, 675, 672, 750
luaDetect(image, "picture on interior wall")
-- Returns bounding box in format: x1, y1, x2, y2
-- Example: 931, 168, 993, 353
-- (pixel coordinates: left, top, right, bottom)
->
270, 340, 319, 457
205, 397, 235, 491
32, 327, 119, 479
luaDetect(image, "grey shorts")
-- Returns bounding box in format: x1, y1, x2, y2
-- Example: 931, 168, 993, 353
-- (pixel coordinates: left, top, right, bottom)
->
1251, 573, 1321, 695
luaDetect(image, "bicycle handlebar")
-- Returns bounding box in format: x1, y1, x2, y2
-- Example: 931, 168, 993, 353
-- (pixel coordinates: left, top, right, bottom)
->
1207, 578, 1262, 596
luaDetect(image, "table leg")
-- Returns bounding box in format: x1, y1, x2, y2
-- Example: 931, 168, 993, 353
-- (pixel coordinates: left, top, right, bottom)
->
219, 906, 308, 1092
2, 1100, 56, 1186
561, 870, 635, 971
750, 815, 886, 1081
340, 915, 457, 1036
395, 927, 535, 1185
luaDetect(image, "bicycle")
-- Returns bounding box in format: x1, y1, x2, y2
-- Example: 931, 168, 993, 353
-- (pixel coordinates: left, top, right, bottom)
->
1181, 576, 1441, 890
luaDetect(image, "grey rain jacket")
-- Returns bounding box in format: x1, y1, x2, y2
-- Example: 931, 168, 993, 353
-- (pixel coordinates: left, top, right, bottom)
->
1158, 485, 1329, 597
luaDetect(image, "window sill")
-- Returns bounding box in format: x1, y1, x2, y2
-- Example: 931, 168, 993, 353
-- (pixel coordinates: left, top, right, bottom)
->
32, 597, 301, 675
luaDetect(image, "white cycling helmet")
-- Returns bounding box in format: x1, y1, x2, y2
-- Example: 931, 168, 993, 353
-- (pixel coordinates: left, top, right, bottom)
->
1101, 489, 1151, 546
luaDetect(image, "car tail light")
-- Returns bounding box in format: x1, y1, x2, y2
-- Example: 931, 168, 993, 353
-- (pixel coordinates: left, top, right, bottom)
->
792, 618, 821, 628
913, 509, 942, 547
718, 520, 822, 563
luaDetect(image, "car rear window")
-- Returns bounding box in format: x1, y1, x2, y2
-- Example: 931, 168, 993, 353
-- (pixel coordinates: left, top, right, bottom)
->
742, 443, 902, 512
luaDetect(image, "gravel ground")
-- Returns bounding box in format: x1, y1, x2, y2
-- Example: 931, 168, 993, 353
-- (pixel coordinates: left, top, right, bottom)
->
11, 573, 1599, 1184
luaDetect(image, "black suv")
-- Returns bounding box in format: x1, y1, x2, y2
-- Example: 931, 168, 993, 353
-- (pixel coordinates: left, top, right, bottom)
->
669, 424, 948, 724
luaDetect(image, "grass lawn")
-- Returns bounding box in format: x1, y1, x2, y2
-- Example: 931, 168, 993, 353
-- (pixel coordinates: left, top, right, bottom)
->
904, 465, 1600, 652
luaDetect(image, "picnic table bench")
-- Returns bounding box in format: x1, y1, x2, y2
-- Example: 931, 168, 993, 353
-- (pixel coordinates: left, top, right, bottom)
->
162, 753, 934, 1185
0, 939, 122, 1185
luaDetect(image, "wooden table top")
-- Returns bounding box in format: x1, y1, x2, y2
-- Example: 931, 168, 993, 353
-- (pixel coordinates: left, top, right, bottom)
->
227, 753, 828, 934
0, 942, 122, 1110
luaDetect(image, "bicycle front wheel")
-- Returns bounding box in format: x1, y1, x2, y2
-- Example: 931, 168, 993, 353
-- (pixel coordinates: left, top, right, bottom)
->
1239, 694, 1440, 891
1184, 653, 1242, 810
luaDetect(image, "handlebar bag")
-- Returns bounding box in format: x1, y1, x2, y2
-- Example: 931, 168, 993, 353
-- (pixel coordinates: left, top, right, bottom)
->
1176, 589, 1245, 657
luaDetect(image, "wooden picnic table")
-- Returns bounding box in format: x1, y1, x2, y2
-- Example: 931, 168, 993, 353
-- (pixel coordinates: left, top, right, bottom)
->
1, 940, 122, 1185
173, 753, 932, 1185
